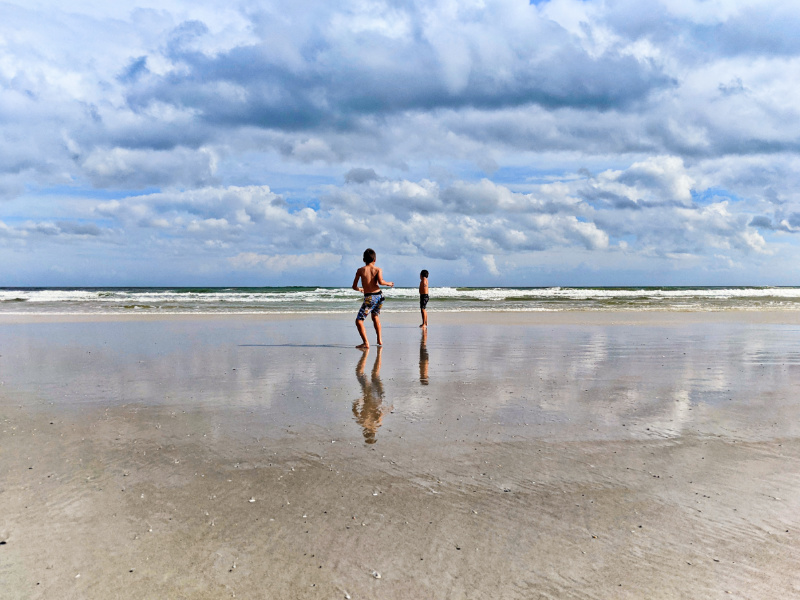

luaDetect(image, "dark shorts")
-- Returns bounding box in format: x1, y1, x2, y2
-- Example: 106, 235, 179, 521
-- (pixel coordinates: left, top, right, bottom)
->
357, 292, 384, 321
420, 294, 429, 310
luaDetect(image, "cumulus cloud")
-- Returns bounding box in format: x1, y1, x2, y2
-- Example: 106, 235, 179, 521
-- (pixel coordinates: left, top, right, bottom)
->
82, 147, 220, 189
0, 1, 794, 175
95, 185, 299, 233
75, 159, 767, 271
228, 252, 341, 273
3, 0, 800, 283
482, 255, 500, 276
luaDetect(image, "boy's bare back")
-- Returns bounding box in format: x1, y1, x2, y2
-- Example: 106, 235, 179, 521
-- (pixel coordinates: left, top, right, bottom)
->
354, 264, 384, 294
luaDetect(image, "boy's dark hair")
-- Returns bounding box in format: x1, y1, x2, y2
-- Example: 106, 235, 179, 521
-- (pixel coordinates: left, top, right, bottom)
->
420, 270, 429, 278
363, 248, 376, 264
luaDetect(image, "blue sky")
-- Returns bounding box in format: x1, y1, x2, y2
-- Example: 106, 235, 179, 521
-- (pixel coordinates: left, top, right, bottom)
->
2, 0, 800, 286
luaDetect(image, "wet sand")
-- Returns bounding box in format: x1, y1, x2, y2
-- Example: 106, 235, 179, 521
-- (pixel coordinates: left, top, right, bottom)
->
2, 312, 800, 599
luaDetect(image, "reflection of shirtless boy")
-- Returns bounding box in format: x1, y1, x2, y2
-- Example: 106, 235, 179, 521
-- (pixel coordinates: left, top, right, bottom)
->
352, 248, 394, 349
353, 347, 391, 444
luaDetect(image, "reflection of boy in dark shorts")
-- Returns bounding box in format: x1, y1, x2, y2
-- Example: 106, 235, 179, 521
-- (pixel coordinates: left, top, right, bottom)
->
357, 291, 384, 321
419, 269, 429, 328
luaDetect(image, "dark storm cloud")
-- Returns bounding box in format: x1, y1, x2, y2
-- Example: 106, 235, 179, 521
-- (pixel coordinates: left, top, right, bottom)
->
121, 4, 672, 133
138, 42, 668, 130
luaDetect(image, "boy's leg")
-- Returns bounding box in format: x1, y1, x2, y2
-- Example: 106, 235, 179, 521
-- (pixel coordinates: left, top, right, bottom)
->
355, 297, 372, 348
355, 318, 369, 348
422, 308, 427, 327
372, 313, 383, 346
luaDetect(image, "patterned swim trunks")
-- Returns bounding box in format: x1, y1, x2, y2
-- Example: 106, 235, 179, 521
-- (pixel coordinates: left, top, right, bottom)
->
420, 294, 429, 310
357, 292, 384, 321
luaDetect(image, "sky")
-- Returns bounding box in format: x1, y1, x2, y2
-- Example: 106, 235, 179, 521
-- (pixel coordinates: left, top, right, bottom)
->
2, 0, 800, 287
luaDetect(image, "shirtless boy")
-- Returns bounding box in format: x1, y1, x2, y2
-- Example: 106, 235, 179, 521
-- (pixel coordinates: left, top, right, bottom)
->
352, 248, 394, 349
419, 269, 429, 328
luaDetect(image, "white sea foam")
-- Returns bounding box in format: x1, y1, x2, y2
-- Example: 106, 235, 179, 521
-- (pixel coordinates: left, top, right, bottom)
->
2, 286, 800, 314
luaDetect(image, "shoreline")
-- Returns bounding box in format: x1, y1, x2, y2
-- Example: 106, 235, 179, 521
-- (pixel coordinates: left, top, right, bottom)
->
4, 308, 800, 325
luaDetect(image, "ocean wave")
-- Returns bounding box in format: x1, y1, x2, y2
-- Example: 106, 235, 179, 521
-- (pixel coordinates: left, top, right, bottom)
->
2, 286, 800, 314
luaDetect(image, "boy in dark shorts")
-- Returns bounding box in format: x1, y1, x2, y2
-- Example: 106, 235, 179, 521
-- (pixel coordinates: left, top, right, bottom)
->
419, 269, 429, 328
352, 248, 394, 349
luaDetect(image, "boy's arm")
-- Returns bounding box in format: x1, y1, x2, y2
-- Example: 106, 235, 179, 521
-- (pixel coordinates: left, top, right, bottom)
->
376, 268, 394, 287
352, 270, 363, 292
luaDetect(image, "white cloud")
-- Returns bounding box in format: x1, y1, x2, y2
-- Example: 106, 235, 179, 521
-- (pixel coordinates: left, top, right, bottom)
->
82, 147, 219, 188
482, 254, 500, 276
228, 251, 341, 273
2, 0, 800, 284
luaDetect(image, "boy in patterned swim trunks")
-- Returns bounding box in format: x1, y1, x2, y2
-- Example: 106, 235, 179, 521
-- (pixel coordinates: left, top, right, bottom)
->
352, 248, 394, 349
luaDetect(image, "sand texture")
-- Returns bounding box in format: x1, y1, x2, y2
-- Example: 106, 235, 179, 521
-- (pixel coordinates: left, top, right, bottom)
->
2, 313, 800, 599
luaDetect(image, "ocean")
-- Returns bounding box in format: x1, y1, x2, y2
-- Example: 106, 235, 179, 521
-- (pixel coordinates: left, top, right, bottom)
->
3, 286, 800, 314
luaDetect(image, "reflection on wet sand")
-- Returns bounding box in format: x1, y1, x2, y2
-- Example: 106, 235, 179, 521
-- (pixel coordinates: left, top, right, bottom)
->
419, 328, 429, 385
352, 347, 392, 444
7, 315, 800, 599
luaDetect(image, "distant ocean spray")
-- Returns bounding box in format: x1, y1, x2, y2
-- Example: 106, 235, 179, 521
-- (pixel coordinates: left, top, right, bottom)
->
3, 287, 800, 314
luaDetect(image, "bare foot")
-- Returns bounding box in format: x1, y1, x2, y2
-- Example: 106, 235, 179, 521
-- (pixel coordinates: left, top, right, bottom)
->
356, 343, 369, 350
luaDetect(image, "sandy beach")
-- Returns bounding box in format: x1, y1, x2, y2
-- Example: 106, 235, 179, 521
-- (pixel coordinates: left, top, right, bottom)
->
2, 311, 800, 599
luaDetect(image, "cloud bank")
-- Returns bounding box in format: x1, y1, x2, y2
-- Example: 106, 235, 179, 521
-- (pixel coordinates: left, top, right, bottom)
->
1, 0, 799, 285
